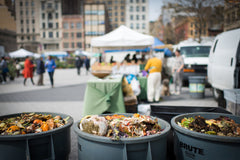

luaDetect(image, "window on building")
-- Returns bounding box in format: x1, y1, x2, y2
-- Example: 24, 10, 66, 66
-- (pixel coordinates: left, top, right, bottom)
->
191, 30, 193, 35
21, 19, 23, 24
56, 32, 59, 38
142, 23, 145, 29
20, 1, 22, 6
115, 12, 118, 16
130, 15, 133, 20
49, 32, 53, 38
121, 0, 124, 4
115, 18, 118, 22
191, 22, 194, 27
136, 6, 139, 12
77, 42, 82, 48
26, 20, 29, 24
136, 0, 139, 3
48, 23, 53, 28
115, 24, 118, 28
142, 6, 145, 11
32, 10, 34, 16
130, 6, 133, 12
47, 3, 52, 9
63, 43, 69, 48
121, 6, 124, 10
76, 23, 81, 29
232, 12, 235, 22
63, 32, 68, 38
142, 0, 145, 2
25, 1, 28, 6
42, 13, 45, 19
63, 23, 68, 29
121, 18, 124, 22
33, 36, 35, 40
136, 23, 139, 29
142, 15, 145, 20
71, 43, 74, 48
55, 3, 58, 10
130, 23, 134, 29
41, 2, 45, 10
26, 10, 28, 15
32, 19, 35, 24
121, 12, 124, 16
43, 32, 45, 38
77, 32, 82, 38
71, 23, 74, 29
130, 0, 133, 3
27, 36, 30, 40
27, 28, 29, 33
71, 32, 74, 38
42, 23, 45, 28
20, 10, 23, 15
136, 15, 139, 20
109, 12, 112, 16
56, 23, 58, 28
56, 13, 58, 19
108, 1, 112, 5
21, 28, 24, 33
48, 13, 52, 20
33, 28, 35, 33
21, 36, 24, 40
115, 0, 118, 4
31, 1, 34, 6
115, 6, 118, 9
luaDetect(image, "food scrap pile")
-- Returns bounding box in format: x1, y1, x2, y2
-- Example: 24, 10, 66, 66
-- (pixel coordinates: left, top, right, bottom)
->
178, 115, 240, 137
0, 113, 69, 135
80, 114, 162, 140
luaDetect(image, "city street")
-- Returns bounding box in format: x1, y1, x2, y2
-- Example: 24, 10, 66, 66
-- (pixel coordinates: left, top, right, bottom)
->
0, 68, 217, 159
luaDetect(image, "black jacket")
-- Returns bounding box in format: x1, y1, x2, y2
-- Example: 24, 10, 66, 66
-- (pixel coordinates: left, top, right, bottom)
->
36, 59, 45, 74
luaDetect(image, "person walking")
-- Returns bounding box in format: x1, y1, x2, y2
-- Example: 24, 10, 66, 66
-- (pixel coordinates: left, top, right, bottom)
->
172, 49, 184, 95
23, 56, 35, 86
84, 56, 90, 75
0, 57, 8, 84
45, 55, 56, 88
36, 57, 45, 86
144, 55, 162, 102
75, 56, 83, 75
15, 60, 21, 77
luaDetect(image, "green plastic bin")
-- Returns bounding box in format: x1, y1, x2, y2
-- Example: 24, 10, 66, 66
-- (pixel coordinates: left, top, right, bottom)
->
74, 113, 171, 160
171, 112, 240, 160
188, 76, 206, 98
0, 112, 73, 160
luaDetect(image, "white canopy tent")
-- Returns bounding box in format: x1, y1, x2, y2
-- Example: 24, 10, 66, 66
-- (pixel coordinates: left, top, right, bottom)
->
74, 50, 93, 57
9, 49, 34, 58
91, 25, 154, 48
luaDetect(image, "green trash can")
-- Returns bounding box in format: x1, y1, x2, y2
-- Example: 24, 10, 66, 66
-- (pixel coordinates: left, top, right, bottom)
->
74, 113, 171, 160
0, 112, 73, 160
171, 112, 240, 160
188, 76, 206, 98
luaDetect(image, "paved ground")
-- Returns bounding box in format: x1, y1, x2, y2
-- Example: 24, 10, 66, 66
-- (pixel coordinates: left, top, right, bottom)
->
0, 68, 218, 160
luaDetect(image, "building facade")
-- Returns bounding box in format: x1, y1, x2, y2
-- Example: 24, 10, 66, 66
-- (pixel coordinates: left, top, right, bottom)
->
0, 0, 17, 53
125, 0, 149, 34
15, 0, 40, 53
39, 0, 62, 52
84, 3, 109, 51
62, 15, 84, 52
224, 1, 240, 31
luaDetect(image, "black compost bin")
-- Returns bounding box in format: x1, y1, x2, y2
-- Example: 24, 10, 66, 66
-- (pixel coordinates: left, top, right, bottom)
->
0, 112, 73, 160
150, 105, 232, 160
171, 112, 240, 160
74, 113, 171, 160
188, 76, 206, 98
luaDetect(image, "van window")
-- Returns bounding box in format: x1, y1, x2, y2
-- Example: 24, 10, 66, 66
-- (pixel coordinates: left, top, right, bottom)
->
213, 39, 218, 53
180, 46, 211, 57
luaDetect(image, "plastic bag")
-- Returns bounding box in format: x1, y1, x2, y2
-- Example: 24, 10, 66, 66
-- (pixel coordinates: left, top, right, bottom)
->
130, 78, 141, 96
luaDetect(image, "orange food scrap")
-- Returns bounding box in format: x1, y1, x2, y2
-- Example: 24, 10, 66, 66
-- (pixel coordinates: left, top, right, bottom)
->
41, 122, 49, 131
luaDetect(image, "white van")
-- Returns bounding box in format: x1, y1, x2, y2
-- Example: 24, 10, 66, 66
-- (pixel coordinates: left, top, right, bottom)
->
208, 28, 240, 102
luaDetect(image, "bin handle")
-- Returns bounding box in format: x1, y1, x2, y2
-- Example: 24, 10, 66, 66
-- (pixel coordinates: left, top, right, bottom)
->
26, 139, 31, 160
123, 143, 128, 160
50, 134, 56, 160
147, 141, 152, 160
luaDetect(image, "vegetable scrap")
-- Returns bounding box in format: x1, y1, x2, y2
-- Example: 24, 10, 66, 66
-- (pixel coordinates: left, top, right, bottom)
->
79, 114, 162, 140
0, 113, 69, 135
178, 115, 240, 137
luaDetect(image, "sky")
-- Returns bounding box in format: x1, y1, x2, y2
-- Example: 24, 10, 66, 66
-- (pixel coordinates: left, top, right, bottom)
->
149, 0, 164, 21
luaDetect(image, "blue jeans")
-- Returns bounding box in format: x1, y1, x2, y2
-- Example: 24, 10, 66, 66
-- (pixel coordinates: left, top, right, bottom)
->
48, 71, 54, 86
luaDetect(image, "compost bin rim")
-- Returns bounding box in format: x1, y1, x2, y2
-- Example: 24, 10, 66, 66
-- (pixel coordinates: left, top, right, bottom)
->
0, 112, 73, 140
171, 112, 240, 143
74, 113, 171, 144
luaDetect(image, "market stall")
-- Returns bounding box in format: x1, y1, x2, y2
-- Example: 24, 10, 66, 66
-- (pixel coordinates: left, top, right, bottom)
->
9, 49, 34, 58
